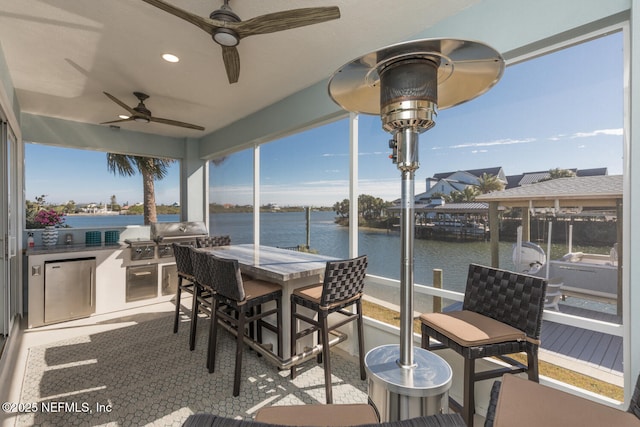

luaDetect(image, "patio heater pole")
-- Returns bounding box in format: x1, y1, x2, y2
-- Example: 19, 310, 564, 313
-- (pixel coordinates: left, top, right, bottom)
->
397, 128, 419, 367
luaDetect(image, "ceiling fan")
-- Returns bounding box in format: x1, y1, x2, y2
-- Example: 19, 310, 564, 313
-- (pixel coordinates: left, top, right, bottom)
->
140, 0, 341, 84
100, 91, 205, 131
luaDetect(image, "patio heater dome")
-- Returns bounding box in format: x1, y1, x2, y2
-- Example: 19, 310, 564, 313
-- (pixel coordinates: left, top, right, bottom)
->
328, 38, 504, 421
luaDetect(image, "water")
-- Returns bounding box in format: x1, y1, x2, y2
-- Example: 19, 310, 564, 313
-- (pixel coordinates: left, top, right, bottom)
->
67, 211, 510, 292
65, 210, 614, 313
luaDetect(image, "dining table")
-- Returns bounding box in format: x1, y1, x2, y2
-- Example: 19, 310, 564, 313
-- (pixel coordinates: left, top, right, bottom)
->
198, 244, 339, 359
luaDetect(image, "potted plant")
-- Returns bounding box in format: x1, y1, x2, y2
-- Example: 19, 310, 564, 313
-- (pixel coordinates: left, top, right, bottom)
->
34, 209, 65, 246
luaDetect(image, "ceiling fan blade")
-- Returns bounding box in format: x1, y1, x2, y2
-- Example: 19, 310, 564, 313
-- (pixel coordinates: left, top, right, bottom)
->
149, 116, 205, 131
222, 46, 240, 84
140, 0, 219, 34
235, 7, 340, 39
100, 118, 134, 125
103, 92, 137, 116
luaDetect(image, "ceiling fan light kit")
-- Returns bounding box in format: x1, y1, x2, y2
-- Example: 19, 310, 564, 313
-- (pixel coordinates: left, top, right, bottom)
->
213, 28, 239, 47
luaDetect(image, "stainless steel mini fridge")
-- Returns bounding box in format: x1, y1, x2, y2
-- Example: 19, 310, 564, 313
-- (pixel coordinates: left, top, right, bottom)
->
44, 257, 96, 324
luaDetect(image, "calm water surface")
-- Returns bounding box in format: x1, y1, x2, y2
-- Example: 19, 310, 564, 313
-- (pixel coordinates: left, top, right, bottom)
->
65, 210, 613, 312
67, 211, 510, 292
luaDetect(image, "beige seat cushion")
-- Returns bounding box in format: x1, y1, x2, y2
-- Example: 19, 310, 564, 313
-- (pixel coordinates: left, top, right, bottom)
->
420, 310, 526, 347
243, 279, 282, 300
494, 374, 639, 427
293, 283, 323, 303
254, 403, 379, 426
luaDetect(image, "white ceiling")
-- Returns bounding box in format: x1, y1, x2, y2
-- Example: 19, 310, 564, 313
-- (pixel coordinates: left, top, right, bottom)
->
0, 0, 477, 139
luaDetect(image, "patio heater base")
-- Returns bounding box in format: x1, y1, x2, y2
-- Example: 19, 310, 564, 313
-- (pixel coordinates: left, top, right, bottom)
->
365, 344, 452, 422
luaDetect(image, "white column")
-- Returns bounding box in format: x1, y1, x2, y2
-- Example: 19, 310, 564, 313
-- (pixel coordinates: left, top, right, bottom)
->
253, 143, 260, 247
623, 16, 637, 404
349, 112, 359, 257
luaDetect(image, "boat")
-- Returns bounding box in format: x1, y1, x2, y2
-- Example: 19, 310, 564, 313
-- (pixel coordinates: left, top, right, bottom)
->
418, 219, 488, 240
512, 240, 546, 274
512, 240, 618, 303
545, 249, 618, 302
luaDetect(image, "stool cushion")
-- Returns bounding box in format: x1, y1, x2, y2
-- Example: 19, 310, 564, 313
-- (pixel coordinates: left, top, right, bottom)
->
243, 279, 282, 300
293, 284, 362, 310
255, 404, 378, 426
420, 310, 526, 347
292, 283, 323, 302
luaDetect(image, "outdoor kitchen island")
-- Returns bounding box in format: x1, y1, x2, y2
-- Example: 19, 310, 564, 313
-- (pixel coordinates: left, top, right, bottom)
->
24, 222, 207, 328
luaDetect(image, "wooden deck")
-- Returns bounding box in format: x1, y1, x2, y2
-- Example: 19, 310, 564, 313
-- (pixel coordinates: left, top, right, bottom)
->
541, 304, 623, 374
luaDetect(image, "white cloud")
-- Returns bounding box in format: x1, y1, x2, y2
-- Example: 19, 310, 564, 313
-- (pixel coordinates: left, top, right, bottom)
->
570, 128, 623, 138
431, 138, 536, 150
210, 177, 402, 206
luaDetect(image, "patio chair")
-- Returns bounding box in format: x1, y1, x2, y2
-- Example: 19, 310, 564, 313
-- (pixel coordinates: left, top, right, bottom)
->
483, 373, 640, 426
172, 243, 198, 334
207, 253, 283, 397
197, 235, 231, 248
290, 255, 368, 404
420, 263, 547, 427
189, 248, 215, 351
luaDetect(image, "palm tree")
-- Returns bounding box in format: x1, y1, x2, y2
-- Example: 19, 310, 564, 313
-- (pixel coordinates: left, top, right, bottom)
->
542, 167, 576, 181
106, 154, 174, 224
475, 173, 505, 194
449, 186, 480, 202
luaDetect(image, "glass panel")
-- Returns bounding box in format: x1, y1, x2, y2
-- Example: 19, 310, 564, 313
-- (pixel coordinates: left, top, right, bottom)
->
209, 148, 255, 243
24, 144, 181, 228
358, 31, 625, 400
258, 120, 350, 255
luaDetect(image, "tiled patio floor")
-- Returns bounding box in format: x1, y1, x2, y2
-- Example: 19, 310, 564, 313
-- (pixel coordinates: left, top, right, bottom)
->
1, 302, 368, 427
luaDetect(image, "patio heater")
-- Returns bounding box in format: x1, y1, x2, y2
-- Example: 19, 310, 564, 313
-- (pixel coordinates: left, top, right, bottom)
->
328, 38, 504, 420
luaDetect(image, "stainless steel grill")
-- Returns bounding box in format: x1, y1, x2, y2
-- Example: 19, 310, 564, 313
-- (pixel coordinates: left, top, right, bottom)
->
151, 221, 208, 258
124, 239, 156, 261
124, 221, 208, 261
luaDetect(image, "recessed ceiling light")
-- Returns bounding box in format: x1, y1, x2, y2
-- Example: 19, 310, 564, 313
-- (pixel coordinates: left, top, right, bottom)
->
119, 114, 129, 119
162, 53, 179, 63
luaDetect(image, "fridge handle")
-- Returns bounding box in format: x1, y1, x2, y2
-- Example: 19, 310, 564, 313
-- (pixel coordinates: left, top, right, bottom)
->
90, 267, 94, 307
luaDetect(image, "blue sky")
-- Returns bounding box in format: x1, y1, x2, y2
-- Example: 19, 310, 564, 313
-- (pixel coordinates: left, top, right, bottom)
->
26, 32, 623, 207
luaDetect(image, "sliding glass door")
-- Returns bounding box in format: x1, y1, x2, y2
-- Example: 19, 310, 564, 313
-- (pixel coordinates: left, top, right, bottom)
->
0, 119, 18, 338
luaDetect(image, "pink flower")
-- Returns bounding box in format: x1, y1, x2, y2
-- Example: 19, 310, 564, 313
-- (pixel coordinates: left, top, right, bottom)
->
34, 209, 65, 227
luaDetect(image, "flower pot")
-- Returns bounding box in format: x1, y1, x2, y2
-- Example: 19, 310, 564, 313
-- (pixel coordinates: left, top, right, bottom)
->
42, 226, 58, 247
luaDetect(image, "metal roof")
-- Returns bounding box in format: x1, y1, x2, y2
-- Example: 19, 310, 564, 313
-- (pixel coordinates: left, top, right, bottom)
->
476, 175, 622, 208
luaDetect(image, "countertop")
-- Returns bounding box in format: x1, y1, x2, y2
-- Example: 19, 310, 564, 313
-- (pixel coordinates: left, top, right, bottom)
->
25, 243, 125, 256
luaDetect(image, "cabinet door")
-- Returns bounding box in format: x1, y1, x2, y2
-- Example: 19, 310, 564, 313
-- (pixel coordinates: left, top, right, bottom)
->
44, 259, 95, 324
126, 265, 158, 302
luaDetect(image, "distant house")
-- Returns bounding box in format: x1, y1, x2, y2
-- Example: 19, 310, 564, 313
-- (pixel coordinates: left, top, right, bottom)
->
416, 166, 507, 203
505, 167, 608, 189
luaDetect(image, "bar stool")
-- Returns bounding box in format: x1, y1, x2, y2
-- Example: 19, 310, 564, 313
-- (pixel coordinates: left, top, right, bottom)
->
171, 243, 197, 334
196, 235, 231, 248
420, 263, 547, 426
290, 255, 368, 404
188, 248, 215, 351
206, 253, 283, 397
